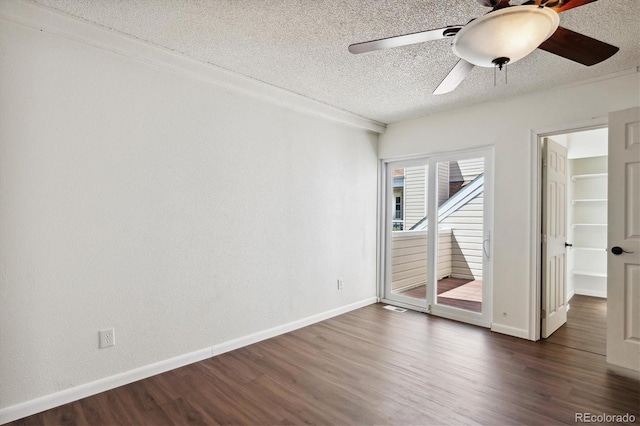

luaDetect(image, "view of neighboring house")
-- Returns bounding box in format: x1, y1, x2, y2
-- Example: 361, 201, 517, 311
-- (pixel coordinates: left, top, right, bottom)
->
391, 158, 485, 299
392, 158, 483, 231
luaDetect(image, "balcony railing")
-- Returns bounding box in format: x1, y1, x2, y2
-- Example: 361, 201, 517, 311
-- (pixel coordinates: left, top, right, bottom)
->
390, 229, 452, 291
391, 227, 484, 292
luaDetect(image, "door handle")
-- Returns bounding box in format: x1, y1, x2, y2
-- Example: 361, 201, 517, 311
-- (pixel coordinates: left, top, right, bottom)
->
611, 246, 634, 255
565, 242, 573, 248
483, 232, 491, 260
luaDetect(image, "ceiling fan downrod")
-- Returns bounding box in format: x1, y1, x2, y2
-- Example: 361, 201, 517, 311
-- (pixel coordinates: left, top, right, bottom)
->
491, 57, 510, 70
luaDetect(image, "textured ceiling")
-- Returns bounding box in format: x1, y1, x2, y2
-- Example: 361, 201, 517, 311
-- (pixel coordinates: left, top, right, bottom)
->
31, 0, 640, 124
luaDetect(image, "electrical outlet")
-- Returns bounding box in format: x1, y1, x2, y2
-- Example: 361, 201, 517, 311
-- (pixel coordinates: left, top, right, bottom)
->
99, 328, 115, 349
337, 279, 343, 290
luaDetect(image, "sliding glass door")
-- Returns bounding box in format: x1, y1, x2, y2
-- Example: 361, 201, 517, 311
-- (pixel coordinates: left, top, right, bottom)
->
385, 159, 430, 307
382, 148, 493, 327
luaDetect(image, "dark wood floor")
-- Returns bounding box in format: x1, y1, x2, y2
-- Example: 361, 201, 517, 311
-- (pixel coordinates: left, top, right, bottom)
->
546, 294, 607, 356
399, 277, 482, 312
9, 303, 639, 426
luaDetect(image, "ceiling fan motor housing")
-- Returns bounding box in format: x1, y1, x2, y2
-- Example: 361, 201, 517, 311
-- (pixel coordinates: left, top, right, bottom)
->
452, 5, 560, 67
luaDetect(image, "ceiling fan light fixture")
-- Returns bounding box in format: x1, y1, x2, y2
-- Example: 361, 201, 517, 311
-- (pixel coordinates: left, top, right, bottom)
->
452, 5, 560, 67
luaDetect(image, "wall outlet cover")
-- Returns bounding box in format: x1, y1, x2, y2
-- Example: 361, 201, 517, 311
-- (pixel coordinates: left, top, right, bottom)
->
99, 328, 115, 349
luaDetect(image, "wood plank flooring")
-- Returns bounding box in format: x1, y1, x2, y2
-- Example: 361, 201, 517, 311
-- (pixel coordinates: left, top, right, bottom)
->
9, 303, 639, 425
545, 294, 607, 356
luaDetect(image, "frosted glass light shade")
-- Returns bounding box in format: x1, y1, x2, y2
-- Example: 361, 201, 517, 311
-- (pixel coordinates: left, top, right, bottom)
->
452, 5, 559, 67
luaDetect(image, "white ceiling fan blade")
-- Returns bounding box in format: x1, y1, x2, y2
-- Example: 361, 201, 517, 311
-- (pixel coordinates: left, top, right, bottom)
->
348, 26, 463, 54
433, 59, 474, 95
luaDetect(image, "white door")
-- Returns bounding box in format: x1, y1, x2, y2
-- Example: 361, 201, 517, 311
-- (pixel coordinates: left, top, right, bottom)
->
382, 148, 493, 328
542, 137, 569, 338
607, 107, 640, 371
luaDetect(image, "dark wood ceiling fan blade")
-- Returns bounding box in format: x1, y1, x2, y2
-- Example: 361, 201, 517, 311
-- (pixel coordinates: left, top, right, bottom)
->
521, 0, 597, 12
476, 0, 510, 7
348, 26, 463, 54
552, 0, 598, 13
433, 59, 474, 95
538, 26, 619, 66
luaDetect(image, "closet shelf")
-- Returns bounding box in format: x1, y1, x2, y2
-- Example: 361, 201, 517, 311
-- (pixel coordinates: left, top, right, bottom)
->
571, 173, 608, 181
572, 270, 607, 278
572, 198, 607, 204
571, 223, 607, 227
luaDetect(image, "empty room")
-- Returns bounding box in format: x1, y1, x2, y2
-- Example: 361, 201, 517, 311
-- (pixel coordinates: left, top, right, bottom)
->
1, 0, 639, 425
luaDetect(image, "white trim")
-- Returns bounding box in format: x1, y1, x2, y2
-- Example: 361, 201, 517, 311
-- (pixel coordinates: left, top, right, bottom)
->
572, 270, 607, 278
571, 173, 608, 181
0, 348, 210, 425
377, 160, 386, 301
529, 118, 609, 341
575, 289, 607, 298
0, 0, 385, 134
392, 229, 427, 237
379, 144, 495, 162
0, 297, 377, 425
548, 67, 640, 92
491, 323, 530, 340
208, 297, 378, 357
529, 131, 543, 341
532, 118, 609, 139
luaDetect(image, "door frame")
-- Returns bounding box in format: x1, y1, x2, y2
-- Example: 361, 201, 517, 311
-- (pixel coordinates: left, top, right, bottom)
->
529, 117, 608, 340
378, 145, 494, 328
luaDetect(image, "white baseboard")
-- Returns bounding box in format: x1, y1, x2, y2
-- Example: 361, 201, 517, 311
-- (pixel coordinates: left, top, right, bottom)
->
208, 297, 378, 357
491, 323, 530, 340
0, 348, 212, 425
575, 289, 607, 298
0, 297, 377, 425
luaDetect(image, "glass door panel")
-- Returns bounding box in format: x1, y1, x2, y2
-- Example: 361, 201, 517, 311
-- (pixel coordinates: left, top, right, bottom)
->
434, 158, 485, 314
383, 148, 493, 327
386, 163, 429, 307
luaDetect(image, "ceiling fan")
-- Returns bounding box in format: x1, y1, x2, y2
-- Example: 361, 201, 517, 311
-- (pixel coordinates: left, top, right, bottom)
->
348, 0, 619, 94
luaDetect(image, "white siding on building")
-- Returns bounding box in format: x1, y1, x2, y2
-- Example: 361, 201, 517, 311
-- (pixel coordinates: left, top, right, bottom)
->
439, 193, 484, 279
449, 158, 484, 182
438, 162, 450, 206
391, 230, 452, 291
404, 166, 427, 229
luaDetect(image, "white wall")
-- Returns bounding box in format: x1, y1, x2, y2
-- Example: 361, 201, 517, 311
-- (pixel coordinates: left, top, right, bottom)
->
567, 128, 608, 159
0, 3, 378, 414
380, 70, 640, 339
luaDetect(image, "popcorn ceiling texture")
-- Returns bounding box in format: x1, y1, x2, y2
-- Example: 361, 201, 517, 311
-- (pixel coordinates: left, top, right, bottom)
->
31, 0, 640, 123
